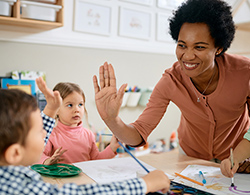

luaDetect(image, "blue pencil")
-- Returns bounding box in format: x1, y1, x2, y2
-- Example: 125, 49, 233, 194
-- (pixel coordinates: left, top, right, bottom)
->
98, 134, 150, 173
100, 134, 113, 136
118, 141, 150, 173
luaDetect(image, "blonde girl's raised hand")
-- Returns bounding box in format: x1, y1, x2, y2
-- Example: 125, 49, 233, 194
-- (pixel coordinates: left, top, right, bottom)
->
36, 77, 62, 118
109, 135, 120, 153
93, 62, 127, 122
43, 147, 67, 165
142, 170, 170, 194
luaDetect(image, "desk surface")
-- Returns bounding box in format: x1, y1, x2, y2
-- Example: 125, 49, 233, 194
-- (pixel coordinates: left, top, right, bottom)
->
42, 149, 220, 187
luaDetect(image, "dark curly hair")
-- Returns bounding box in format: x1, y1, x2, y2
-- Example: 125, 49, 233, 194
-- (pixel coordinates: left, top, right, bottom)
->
169, 0, 235, 55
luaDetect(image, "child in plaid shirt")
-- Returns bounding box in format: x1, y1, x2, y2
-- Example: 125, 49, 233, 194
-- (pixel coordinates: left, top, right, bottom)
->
0, 77, 170, 195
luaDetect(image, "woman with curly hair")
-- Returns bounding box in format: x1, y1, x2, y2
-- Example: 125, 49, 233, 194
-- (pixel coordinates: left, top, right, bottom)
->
93, 0, 250, 173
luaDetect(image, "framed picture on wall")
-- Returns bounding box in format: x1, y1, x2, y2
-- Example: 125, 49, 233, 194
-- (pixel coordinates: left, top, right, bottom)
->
119, 0, 153, 6
156, 12, 173, 42
157, 0, 178, 10
119, 7, 152, 40
74, 0, 111, 36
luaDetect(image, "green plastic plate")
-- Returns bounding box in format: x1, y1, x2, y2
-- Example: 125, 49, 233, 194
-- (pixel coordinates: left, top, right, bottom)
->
31, 163, 82, 177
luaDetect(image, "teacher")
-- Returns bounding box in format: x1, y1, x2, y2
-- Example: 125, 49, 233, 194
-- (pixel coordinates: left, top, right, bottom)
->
93, 0, 250, 164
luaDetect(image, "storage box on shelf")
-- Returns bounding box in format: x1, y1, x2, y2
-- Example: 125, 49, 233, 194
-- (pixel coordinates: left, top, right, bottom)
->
0, 0, 64, 29
0, 0, 16, 17
20, 1, 62, 22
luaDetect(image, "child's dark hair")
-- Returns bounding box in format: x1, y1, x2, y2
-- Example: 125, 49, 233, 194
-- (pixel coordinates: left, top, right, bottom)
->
53, 82, 89, 127
169, 0, 235, 55
0, 89, 38, 159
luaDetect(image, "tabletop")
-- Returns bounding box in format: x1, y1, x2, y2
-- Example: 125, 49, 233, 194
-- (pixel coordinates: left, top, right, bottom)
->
41, 149, 220, 187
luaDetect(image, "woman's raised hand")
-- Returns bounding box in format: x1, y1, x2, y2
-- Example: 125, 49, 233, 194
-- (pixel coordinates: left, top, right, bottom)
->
93, 62, 127, 122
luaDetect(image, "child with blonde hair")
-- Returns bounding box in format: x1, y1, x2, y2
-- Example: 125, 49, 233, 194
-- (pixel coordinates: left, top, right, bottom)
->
38, 81, 120, 165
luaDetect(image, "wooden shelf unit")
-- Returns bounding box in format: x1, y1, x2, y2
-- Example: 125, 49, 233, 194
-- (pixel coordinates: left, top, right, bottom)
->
0, 0, 64, 30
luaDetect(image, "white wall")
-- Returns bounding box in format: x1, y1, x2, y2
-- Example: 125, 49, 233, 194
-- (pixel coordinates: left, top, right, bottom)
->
0, 40, 180, 145
0, 0, 249, 147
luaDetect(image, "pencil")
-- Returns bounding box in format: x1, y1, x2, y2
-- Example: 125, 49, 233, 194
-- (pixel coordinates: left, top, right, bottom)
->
100, 135, 150, 173
175, 172, 204, 186
230, 148, 235, 187
118, 141, 150, 173
101, 134, 113, 136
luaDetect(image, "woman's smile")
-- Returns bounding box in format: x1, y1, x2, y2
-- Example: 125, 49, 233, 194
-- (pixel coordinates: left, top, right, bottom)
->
183, 62, 199, 70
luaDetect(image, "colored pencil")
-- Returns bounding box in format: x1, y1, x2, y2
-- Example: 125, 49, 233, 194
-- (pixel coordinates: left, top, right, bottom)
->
118, 141, 150, 173
100, 134, 113, 136
98, 134, 150, 173
230, 148, 235, 187
175, 172, 204, 186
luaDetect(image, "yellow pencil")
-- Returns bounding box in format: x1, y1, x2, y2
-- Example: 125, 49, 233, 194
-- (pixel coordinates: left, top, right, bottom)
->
175, 172, 204, 186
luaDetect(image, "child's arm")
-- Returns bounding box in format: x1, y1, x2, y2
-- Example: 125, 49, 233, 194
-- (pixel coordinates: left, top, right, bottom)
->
36, 77, 62, 144
109, 135, 120, 153
220, 138, 250, 177
7, 167, 169, 195
142, 170, 170, 194
36, 77, 62, 118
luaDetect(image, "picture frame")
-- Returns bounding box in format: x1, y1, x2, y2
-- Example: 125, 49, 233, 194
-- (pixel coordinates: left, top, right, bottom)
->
157, 0, 178, 10
119, 0, 153, 6
74, 0, 111, 36
119, 7, 152, 40
156, 12, 173, 42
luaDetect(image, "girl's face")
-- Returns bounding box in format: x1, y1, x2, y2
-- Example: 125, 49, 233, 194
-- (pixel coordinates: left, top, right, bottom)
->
57, 91, 85, 127
176, 23, 219, 80
21, 109, 46, 166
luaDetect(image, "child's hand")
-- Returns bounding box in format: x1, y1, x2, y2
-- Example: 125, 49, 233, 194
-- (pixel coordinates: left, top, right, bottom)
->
36, 77, 62, 118
142, 170, 170, 194
237, 159, 250, 173
109, 135, 120, 153
43, 147, 67, 165
220, 158, 239, 178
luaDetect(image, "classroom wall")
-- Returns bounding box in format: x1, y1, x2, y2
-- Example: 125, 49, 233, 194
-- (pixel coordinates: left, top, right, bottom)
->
0, 0, 249, 147
0, 40, 180, 146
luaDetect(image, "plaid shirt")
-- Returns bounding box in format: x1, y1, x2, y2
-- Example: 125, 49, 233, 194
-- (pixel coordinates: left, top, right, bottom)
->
0, 113, 147, 195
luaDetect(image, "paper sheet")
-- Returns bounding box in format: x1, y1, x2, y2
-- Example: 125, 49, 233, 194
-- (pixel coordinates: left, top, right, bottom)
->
173, 165, 250, 195
73, 157, 173, 184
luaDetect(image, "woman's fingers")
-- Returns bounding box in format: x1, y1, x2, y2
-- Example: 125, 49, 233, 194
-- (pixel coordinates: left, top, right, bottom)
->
93, 75, 100, 94
108, 63, 117, 88
96, 62, 117, 90
104, 62, 110, 87
99, 64, 105, 89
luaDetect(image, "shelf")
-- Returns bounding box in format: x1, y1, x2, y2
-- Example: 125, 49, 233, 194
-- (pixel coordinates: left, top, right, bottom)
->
0, 0, 64, 30
236, 22, 250, 31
